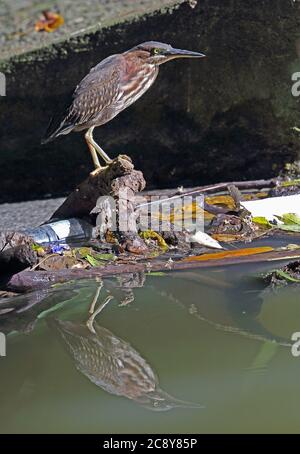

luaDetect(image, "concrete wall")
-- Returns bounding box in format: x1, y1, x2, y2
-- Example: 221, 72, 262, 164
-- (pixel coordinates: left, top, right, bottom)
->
1, 0, 300, 202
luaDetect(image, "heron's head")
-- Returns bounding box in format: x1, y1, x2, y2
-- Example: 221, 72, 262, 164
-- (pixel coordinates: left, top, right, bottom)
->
128, 41, 206, 66
136, 388, 205, 412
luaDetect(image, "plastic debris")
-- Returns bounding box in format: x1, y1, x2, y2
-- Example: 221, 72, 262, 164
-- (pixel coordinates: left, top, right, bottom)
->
241, 195, 300, 222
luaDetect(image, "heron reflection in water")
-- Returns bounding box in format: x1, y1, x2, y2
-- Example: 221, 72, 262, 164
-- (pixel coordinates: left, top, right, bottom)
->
48, 281, 202, 411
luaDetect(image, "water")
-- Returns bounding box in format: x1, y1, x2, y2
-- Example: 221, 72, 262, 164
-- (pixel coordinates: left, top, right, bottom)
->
0, 264, 300, 434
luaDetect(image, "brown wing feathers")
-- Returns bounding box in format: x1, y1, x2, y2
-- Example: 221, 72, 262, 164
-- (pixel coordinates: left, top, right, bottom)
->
42, 55, 122, 143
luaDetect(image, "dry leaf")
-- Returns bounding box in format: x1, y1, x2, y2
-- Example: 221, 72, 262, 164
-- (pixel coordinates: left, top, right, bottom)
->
35, 11, 64, 33
38, 255, 77, 271
153, 201, 202, 223
211, 233, 242, 242
71, 262, 89, 270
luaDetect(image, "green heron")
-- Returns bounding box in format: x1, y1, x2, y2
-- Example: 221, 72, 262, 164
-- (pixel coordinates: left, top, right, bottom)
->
49, 317, 202, 411
47, 282, 202, 411
42, 41, 205, 169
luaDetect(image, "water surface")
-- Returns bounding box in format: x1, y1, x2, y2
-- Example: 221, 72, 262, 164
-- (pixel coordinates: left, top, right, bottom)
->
0, 263, 299, 433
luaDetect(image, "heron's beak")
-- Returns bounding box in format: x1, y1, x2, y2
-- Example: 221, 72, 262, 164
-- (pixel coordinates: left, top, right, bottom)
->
167, 48, 206, 59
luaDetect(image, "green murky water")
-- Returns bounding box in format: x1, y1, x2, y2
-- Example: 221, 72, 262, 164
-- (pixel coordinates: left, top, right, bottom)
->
0, 263, 300, 434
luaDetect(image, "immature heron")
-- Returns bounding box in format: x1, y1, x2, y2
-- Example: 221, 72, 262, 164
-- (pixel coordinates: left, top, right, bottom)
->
42, 41, 205, 168
48, 317, 201, 411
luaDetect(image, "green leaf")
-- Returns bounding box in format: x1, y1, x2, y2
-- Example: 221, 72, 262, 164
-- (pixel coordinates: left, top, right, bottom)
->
280, 179, 300, 187
93, 253, 115, 261
77, 248, 115, 261
247, 341, 278, 371
146, 272, 166, 276
276, 213, 300, 226
78, 247, 92, 258
85, 254, 105, 267
273, 213, 300, 232
275, 269, 300, 283
252, 216, 272, 229
31, 243, 45, 254
277, 224, 300, 232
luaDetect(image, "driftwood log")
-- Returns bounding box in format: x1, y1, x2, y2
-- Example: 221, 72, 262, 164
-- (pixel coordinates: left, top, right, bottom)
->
6, 248, 300, 293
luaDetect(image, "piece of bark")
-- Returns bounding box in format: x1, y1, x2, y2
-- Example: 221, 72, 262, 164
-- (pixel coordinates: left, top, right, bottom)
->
0, 231, 38, 273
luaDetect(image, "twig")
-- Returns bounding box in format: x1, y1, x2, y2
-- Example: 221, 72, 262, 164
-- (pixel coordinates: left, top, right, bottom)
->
137, 178, 275, 209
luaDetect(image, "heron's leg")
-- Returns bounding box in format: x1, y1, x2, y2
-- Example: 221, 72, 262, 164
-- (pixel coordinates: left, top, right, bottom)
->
86, 280, 114, 333
89, 128, 113, 164
85, 127, 101, 169
87, 293, 114, 334
88, 280, 103, 315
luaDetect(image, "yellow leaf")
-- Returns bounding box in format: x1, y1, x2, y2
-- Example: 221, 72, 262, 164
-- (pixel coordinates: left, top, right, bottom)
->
242, 192, 268, 201
105, 230, 117, 244
205, 195, 236, 209
280, 179, 300, 187
78, 247, 92, 258
140, 230, 168, 250
252, 217, 272, 229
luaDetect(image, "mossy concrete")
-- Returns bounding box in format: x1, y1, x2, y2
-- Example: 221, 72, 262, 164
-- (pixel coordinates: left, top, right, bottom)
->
1, 0, 300, 202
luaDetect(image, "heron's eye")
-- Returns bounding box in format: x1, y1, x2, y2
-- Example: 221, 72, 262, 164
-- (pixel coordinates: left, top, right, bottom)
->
151, 48, 161, 56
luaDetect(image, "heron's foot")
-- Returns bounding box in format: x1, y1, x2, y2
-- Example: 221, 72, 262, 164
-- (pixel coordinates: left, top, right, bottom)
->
103, 156, 113, 165
90, 165, 109, 176
90, 140, 113, 165
95, 151, 112, 165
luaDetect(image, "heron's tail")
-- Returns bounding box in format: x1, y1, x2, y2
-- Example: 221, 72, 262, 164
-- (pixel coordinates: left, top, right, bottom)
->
41, 117, 74, 144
